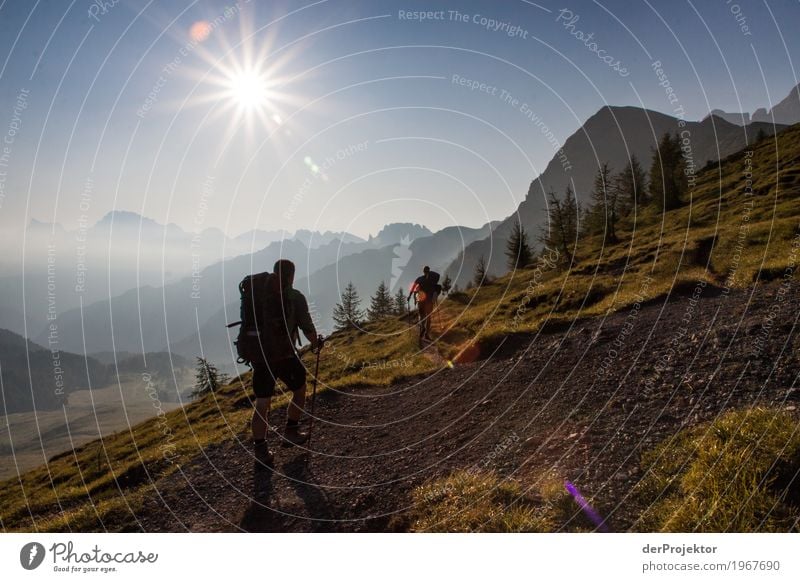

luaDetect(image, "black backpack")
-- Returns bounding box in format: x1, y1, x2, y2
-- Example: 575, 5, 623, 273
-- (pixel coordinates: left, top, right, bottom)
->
420, 271, 441, 295
234, 272, 296, 366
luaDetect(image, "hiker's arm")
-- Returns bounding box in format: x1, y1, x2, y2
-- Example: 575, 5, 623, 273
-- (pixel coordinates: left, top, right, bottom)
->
295, 294, 318, 348
407, 282, 417, 301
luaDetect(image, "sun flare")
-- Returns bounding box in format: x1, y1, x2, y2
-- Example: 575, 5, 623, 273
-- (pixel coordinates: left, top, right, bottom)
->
228, 69, 269, 110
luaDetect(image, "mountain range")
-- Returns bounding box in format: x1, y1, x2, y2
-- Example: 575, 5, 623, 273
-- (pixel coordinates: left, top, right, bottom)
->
706, 82, 800, 126
0, 213, 365, 338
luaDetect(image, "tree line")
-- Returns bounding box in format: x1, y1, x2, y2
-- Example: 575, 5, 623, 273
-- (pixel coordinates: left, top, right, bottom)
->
331, 273, 454, 331
502, 131, 690, 272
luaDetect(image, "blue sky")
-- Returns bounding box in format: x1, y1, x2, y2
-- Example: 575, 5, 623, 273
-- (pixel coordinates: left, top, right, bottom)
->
0, 0, 798, 238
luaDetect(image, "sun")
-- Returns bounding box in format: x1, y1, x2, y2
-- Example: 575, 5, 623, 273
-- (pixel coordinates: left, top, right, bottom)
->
227, 69, 269, 111
179, 11, 306, 150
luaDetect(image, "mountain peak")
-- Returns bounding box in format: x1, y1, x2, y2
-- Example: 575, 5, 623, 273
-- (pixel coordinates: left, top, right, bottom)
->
96, 210, 158, 227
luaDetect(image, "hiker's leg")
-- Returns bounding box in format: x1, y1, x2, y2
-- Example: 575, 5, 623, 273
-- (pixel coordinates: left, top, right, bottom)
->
251, 362, 276, 440
421, 301, 432, 338
252, 397, 271, 440
287, 384, 306, 422
418, 302, 429, 337
281, 356, 308, 422
281, 357, 310, 445
426, 302, 432, 336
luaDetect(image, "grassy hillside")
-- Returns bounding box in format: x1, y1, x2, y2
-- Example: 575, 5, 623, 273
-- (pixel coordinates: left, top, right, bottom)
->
1, 124, 799, 532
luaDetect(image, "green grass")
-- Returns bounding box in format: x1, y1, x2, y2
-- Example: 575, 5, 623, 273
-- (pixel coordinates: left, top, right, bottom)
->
634, 407, 800, 532
2, 124, 800, 531
407, 471, 574, 532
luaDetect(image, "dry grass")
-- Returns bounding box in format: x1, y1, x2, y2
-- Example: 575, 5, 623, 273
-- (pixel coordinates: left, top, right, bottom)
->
408, 471, 569, 532
634, 407, 800, 532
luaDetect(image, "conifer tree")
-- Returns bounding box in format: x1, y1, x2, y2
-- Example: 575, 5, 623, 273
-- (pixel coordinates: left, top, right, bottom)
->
441, 272, 452, 295
473, 255, 488, 288
191, 357, 228, 398
505, 220, 533, 270
649, 132, 686, 211
583, 163, 617, 244
616, 155, 648, 215
393, 287, 407, 315
539, 186, 580, 264
368, 281, 394, 321
332, 281, 364, 330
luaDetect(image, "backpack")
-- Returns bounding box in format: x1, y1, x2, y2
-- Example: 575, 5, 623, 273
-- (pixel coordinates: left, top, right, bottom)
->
234, 272, 296, 366
420, 271, 440, 295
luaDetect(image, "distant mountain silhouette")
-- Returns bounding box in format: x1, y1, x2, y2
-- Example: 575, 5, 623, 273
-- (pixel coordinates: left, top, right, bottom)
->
294, 229, 365, 248
706, 82, 800, 126
369, 223, 432, 247
1, 213, 364, 341
449, 105, 787, 286
37, 223, 432, 356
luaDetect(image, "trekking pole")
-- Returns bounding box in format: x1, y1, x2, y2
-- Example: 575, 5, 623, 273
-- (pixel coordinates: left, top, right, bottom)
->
306, 334, 324, 448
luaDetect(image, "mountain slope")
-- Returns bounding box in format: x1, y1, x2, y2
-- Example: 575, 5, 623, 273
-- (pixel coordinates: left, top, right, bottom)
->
0, 329, 109, 414
449, 105, 786, 286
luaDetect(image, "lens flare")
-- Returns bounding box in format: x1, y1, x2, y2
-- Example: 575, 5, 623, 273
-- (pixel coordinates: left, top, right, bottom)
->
189, 20, 211, 42
564, 480, 609, 532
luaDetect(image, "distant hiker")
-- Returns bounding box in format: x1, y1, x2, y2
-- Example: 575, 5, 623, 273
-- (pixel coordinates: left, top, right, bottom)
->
408, 265, 441, 343
235, 259, 320, 465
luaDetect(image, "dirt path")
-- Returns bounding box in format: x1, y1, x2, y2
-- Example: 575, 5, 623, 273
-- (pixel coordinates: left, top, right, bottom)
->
138, 280, 799, 532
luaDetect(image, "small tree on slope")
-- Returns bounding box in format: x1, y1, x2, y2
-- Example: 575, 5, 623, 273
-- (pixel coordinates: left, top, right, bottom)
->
191, 357, 228, 398
333, 281, 365, 330
505, 220, 533, 271
368, 281, 394, 321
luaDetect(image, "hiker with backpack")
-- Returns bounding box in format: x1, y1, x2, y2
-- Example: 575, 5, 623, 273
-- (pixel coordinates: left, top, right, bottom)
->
234, 259, 321, 465
407, 265, 441, 344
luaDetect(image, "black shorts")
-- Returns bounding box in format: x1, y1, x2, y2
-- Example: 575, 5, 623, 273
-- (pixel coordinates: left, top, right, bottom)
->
252, 355, 307, 398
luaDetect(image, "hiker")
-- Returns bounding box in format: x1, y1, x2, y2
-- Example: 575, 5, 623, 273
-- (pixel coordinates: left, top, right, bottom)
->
238, 259, 320, 465
408, 265, 440, 343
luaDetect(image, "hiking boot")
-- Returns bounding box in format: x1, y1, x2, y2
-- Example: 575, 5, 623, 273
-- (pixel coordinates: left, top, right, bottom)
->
282, 423, 308, 447
253, 440, 274, 466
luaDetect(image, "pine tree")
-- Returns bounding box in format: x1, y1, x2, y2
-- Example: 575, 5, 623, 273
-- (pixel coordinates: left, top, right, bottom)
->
539, 186, 580, 264
649, 132, 686, 211
473, 255, 488, 288
368, 281, 394, 321
191, 357, 228, 398
505, 220, 533, 270
583, 163, 617, 243
755, 127, 767, 143
441, 272, 452, 295
563, 184, 580, 249
332, 281, 364, 330
393, 287, 407, 315
616, 155, 648, 215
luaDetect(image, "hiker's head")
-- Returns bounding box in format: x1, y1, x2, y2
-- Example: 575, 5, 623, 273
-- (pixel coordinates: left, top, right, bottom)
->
273, 259, 295, 288
423, 266, 430, 277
